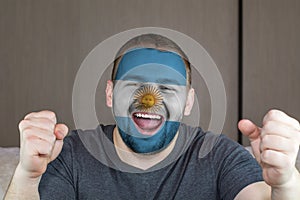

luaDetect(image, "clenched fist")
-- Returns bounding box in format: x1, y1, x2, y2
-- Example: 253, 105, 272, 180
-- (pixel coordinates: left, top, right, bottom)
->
239, 109, 300, 188
17, 110, 68, 179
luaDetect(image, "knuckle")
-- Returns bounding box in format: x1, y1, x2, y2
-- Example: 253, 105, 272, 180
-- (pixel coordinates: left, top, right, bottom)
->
266, 109, 281, 121
268, 109, 279, 116
45, 144, 53, 155
42, 118, 56, 129
18, 119, 29, 130
262, 149, 273, 159
24, 112, 36, 120
261, 151, 267, 161
261, 151, 273, 165
290, 141, 299, 152
261, 135, 269, 144
263, 120, 274, 131
50, 134, 56, 144
22, 127, 33, 136
45, 110, 56, 119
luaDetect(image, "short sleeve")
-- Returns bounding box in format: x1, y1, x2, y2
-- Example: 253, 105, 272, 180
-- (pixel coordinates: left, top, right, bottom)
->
214, 136, 263, 200
38, 132, 77, 199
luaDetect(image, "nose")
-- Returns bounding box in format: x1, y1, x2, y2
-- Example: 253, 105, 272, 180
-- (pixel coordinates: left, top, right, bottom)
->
141, 94, 155, 108
133, 84, 163, 112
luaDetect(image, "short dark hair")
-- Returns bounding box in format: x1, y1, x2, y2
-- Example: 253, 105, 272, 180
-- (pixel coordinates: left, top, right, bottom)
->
111, 33, 191, 87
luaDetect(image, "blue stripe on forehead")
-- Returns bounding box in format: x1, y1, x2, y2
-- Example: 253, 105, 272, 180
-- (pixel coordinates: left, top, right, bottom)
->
115, 48, 187, 85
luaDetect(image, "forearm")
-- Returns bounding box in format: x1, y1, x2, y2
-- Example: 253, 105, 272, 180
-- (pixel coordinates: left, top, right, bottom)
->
271, 169, 300, 200
4, 164, 41, 200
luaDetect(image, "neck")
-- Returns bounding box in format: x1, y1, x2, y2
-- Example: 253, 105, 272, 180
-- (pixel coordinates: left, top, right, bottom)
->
113, 127, 178, 170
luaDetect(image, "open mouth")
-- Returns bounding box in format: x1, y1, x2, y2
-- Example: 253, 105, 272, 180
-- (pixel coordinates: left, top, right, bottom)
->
132, 112, 164, 136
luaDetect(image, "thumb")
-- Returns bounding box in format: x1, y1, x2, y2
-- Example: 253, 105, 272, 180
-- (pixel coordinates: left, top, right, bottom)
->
54, 123, 69, 140
238, 119, 261, 142
49, 123, 68, 162
238, 119, 262, 163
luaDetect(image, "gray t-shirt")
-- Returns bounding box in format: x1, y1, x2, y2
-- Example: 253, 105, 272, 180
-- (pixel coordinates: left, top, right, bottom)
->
39, 124, 263, 200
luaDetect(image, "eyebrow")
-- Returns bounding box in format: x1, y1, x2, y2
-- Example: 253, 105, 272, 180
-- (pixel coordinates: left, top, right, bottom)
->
121, 75, 184, 86
156, 78, 182, 85
122, 74, 145, 82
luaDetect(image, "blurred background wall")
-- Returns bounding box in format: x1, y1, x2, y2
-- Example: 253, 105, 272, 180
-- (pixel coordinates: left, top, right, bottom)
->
0, 0, 299, 147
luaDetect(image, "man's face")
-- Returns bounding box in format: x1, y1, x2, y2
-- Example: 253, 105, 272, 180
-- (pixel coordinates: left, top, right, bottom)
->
112, 48, 188, 153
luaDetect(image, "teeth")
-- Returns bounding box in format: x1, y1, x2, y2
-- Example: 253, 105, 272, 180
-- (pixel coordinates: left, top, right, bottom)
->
134, 113, 161, 120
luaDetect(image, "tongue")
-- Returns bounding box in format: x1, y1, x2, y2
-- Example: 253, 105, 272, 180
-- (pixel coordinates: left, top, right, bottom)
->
133, 117, 161, 131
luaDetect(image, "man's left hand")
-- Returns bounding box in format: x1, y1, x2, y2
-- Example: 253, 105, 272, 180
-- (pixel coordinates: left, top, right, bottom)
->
238, 109, 300, 187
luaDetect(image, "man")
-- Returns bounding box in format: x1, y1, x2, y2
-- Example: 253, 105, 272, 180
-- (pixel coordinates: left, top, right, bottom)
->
5, 34, 300, 199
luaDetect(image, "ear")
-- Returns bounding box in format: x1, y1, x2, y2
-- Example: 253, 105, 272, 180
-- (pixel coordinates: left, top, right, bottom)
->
184, 88, 195, 116
106, 80, 113, 108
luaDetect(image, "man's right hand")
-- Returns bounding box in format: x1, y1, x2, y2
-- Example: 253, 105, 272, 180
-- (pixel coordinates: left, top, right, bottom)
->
17, 110, 68, 179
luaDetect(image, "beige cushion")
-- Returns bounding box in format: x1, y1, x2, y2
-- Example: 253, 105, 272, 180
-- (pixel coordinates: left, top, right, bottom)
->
0, 147, 19, 199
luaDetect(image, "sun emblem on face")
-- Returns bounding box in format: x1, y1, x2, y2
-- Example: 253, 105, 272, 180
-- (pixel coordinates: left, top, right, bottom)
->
133, 85, 163, 112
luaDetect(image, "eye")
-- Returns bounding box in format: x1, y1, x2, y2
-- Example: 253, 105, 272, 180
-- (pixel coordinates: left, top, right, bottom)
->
126, 82, 139, 87
159, 85, 175, 92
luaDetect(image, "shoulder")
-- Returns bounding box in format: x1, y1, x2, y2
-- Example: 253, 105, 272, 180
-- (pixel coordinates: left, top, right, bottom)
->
183, 125, 264, 199
201, 131, 254, 164
180, 123, 245, 157
180, 123, 257, 167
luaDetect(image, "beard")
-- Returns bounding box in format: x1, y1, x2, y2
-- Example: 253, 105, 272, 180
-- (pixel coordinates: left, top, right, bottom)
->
117, 119, 180, 154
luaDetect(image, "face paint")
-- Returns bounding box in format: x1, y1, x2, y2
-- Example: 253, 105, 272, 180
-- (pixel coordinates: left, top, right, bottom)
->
115, 48, 187, 85
113, 48, 187, 153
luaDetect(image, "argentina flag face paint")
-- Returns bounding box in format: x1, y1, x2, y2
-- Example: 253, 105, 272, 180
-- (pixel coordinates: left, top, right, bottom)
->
113, 48, 187, 154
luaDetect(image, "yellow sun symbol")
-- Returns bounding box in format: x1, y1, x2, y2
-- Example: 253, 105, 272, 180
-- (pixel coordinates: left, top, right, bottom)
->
133, 85, 163, 112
